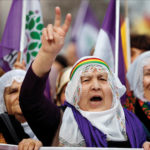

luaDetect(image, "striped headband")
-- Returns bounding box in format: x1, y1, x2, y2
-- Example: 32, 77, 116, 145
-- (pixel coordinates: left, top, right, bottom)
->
70, 58, 110, 80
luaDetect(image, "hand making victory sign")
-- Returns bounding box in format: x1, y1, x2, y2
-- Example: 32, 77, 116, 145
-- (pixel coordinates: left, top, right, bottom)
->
18, 7, 71, 150
32, 7, 72, 77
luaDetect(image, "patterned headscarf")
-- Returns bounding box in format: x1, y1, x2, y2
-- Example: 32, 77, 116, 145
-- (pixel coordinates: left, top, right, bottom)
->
59, 56, 127, 146
65, 56, 126, 107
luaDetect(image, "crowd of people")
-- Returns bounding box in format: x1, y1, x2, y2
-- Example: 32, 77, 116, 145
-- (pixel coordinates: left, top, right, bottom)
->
0, 6, 150, 150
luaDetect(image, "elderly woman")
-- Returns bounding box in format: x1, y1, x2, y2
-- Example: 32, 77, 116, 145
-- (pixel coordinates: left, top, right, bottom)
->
125, 51, 150, 135
19, 6, 150, 149
0, 69, 42, 149
59, 56, 149, 147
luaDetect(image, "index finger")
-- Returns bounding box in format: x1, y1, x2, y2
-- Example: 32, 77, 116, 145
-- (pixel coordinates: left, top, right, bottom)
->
62, 13, 72, 33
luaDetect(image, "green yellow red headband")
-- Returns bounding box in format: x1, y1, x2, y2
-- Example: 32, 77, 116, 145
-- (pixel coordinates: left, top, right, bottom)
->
70, 58, 110, 80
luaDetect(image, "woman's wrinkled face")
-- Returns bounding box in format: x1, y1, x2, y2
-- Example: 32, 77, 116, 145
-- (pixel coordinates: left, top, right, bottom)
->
4, 80, 25, 122
143, 62, 150, 101
78, 68, 113, 112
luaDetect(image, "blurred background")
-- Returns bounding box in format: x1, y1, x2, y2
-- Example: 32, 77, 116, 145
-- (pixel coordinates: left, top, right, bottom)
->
0, 0, 150, 41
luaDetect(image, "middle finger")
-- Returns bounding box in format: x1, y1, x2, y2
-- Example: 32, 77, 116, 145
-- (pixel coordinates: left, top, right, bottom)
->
54, 7, 61, 27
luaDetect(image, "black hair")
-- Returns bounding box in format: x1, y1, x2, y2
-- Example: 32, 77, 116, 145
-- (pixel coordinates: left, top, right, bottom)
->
131, 34, 150, 50
55, 54, 68, 68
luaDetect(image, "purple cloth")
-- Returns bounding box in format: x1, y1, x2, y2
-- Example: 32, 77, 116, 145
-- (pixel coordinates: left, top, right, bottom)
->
0, 58, 11, 72
124, 108, 147, 147
102, 0, 115, 51
95, 0, 126, 103
66, 102, 146, 148
102, 0, 126, 87
66, 102, 107, 147
0, 0, 22, 58
119, 24, 126, 104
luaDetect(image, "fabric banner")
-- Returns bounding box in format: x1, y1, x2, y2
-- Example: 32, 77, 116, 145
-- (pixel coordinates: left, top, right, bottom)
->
0, 144, 142, 150
94, 0, 115, 71
71, 0, 99, 58
0, 0, 22, 70
24, 0, 44, 68
93, 0, 126, 87
0, 0, 22, 58
0, 0, 44, 69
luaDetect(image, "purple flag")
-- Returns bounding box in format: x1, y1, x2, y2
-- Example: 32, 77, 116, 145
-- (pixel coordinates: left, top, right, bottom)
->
94, 0, 126, 90
93, 0, 126, 103
0, 0, 44, 70
71, 0, 100, 58
0, 0, 22, 58
0, 58, 11, 72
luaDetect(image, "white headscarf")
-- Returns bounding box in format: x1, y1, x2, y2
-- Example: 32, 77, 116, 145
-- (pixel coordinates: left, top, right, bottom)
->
127, 51, 150, 102
0, 69, 38, 140
0, 69, 26, 114
59, 56, 127, 146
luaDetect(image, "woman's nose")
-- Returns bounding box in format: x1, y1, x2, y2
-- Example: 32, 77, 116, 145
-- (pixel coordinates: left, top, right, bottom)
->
91, 79, 101, 90
16, 90, 20, 100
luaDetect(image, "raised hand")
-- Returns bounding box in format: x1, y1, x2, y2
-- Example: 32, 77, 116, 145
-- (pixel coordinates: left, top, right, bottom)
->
32, 7, 71, 77
41, 7, 71, 55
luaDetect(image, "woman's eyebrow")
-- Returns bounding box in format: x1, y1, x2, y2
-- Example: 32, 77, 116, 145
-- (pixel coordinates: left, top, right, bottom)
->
81, 75, 91, 79
98, 72, 107, 76
10, 86, 18, 90
144, 68, 150, 72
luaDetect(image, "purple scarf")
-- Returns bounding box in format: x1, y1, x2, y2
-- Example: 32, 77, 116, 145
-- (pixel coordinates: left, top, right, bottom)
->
65, 102, 146, 148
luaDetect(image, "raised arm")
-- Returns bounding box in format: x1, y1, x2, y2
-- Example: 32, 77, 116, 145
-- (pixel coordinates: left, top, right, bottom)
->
19, 7, 71, 147
32, 7, 71, 77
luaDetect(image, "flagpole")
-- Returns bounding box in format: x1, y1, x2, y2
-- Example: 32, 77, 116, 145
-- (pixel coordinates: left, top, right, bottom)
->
125, 0, 131, 69
20, 0, 26, 63
115, 0, 120, 76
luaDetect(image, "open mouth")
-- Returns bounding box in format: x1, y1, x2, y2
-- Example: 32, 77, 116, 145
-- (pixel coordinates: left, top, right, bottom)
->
90, 96, 102, 102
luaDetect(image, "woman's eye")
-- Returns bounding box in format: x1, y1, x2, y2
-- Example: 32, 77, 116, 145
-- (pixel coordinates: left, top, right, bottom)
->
101, 79, 106, 81
99, 78, 107, 81
144, 73, 150, 76
81, 78, 90, 83
83, 79, 89, 82
9, 89, 18, 94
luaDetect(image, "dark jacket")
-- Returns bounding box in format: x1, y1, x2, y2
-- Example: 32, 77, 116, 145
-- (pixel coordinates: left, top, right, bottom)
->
19, 65, 61, 146
0, 113, 29, 144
